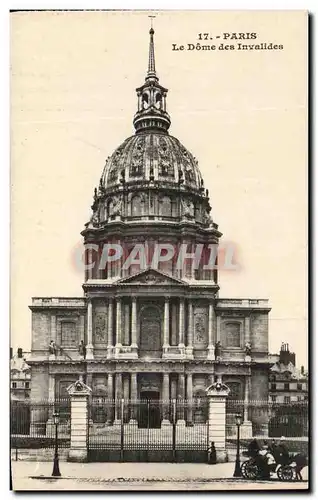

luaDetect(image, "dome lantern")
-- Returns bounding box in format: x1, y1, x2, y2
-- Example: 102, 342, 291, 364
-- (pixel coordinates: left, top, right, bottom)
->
133, 28, 171, 134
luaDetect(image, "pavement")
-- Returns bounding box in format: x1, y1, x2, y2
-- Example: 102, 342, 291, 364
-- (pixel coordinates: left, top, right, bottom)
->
11, 461, 309, 491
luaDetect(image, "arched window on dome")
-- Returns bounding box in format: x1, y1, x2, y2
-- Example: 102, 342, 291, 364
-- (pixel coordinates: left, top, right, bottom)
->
131, 195, 144, 217
160, 196, 172, 217
142, 92, 149, 110
155, 92, 162, 109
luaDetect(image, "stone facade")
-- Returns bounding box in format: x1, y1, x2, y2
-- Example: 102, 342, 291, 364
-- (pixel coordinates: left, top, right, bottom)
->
28, 28, 271, 432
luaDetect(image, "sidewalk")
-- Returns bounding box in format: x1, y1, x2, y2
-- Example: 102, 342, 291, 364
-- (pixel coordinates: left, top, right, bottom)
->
12, 460, 309, 482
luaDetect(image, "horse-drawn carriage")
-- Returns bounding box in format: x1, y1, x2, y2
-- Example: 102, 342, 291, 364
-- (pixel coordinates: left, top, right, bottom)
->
240, 448, 307, 481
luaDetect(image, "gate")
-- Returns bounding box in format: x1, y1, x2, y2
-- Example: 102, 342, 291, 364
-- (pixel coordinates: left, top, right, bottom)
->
87, 398, 209, 463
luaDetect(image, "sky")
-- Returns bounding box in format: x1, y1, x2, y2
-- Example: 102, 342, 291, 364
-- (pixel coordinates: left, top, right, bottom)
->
10, 10, 308, 365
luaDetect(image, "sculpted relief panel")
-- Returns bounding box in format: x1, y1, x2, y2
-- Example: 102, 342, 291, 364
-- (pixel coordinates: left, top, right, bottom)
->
93, 301, 108, 344
193, 306, 208, 348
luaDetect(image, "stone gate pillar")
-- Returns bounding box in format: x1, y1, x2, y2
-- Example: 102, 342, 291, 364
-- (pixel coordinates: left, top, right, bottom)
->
206, 381, 230, 463
67, 379, 92, 462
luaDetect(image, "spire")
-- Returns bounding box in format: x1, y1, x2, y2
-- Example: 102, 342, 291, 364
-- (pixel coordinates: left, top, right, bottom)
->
133, 25, 171, 134
147, 27, 156, 79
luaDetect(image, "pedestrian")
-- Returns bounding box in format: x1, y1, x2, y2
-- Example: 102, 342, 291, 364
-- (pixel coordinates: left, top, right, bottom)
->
209, 441, 217, 464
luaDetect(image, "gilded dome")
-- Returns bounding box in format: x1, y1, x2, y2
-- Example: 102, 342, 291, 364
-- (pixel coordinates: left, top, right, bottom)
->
101, 133, 204, 191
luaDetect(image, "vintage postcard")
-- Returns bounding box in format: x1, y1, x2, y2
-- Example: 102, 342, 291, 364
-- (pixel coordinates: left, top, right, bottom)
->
10, 10, 308, 491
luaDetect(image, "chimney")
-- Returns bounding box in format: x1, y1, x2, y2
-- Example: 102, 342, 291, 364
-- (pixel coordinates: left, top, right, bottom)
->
17, 347, 23, 358
10, 347, 13, 359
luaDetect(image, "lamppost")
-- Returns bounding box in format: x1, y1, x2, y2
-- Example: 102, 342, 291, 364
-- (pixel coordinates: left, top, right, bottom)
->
52, 412, 61, 477
233, 413, 243, 478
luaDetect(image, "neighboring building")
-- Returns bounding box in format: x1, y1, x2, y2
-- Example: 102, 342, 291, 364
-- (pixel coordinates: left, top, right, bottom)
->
10, 348, 31, 401
269, 343, 308, 403
28, 29, 271, 433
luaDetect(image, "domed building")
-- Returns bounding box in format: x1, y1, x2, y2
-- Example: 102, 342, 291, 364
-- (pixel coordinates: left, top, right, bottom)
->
28, 29, 271, 443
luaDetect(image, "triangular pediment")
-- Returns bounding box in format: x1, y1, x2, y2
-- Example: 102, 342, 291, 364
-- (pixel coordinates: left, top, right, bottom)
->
117, 268, 186, 286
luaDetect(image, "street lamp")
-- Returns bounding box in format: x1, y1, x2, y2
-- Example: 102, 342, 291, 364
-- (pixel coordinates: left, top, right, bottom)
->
52, 412, 61, 477
233, 413, 243, 478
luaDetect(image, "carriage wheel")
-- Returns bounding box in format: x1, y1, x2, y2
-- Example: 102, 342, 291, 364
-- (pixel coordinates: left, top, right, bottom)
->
244, 462, 261, 480
240, 461, 249, 478
278, 465, 296, 482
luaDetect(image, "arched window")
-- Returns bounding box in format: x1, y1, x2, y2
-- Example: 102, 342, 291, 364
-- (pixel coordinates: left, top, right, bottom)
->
160, 196, 172, 217
131, 195, 143, 217
225, 322, 241, 348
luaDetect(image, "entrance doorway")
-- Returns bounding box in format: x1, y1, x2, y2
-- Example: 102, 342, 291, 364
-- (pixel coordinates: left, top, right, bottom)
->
138, 391, 161, 428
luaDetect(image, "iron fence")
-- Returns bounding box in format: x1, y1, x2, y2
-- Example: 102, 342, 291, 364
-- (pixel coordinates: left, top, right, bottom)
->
10, 399, 71, 459
87, 398, 210, 462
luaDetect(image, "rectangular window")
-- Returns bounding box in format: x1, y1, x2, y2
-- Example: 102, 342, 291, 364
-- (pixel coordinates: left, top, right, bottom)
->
271, 395, 277, 403
271, 383, 276, 391
61, 321, 77, 346
12, 382, 17, 389
284, 396, 291, 404
297, 383, 302, 391
284, 383, 289, 391
25, 382, 30, 389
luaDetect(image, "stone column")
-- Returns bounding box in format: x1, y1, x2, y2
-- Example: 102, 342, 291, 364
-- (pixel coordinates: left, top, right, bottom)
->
130, 372, 138, 423
67, 379, 92, 462
48, 374, 55, 400
50, 314, 56, 342
115, 373, 123, 422
186, 300, 194, 358
163, 297, 170, 348
216, 315, 221, 342
115, 298, 122, 347
207, 301, 215, 360
46, 374, 56, 435
124, 303, 130, 346
244, 316, 251, 343
107, 298, 114, 358
244, 376, 249, 422
206, 382, 230, 463
178, 298, 185, 348
106, 373, 114, 425
177, 373, 186, 424
131, 297, 137, 347
186, 373, 193, 425
162, 373, 170, 424
86, 299, 94, 360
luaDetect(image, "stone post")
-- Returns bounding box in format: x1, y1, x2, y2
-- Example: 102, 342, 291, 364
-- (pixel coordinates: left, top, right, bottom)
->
206, 381, 230, 463
86, 299, 94, 360
67, 379, 92, 462
106, 373, 114, 425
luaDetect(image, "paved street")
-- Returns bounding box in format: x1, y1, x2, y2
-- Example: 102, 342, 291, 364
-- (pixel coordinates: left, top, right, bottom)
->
11, 461, 309, 491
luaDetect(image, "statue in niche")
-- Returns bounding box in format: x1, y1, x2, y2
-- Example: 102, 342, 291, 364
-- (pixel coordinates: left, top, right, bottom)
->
181, 198, 194, 218
109, 196, 122, 216
245, 342, 252, 356
215, 341, 222, 360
